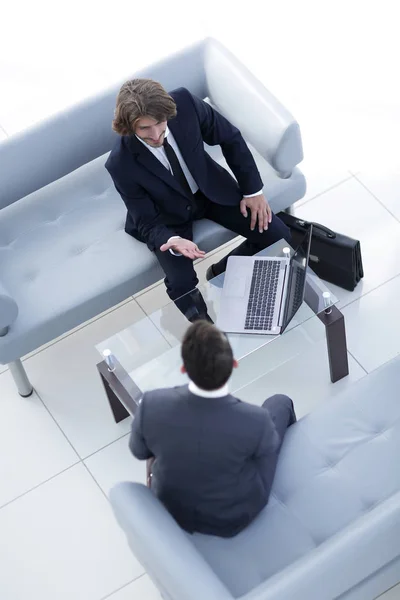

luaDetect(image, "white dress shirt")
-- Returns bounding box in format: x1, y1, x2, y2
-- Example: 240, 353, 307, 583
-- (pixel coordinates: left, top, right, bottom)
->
136, 126, 198, 194
136, 127, 262, 254
188, 380, 229, 398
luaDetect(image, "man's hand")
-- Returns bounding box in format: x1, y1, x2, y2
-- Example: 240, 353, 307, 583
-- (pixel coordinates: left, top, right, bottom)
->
240, 193, 272, 233
160, 238, 206, 259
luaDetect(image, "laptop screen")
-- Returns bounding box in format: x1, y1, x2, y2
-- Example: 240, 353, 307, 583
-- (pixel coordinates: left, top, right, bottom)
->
281, 224, 313, 332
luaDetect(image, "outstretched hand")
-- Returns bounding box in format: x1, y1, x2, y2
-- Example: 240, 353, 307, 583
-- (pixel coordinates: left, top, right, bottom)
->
160, 238, 205, 259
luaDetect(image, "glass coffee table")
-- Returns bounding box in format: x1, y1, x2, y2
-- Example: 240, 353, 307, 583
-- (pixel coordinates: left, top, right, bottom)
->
95, 239, 349, 422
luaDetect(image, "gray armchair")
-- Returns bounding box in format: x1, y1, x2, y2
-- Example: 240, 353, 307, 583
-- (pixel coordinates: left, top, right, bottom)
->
0, 37, 306, 395
110, 356, 400, 600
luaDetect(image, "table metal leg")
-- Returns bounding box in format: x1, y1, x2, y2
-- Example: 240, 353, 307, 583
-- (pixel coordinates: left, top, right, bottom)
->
146, 457, 155, 488
97, 359, 142, 423
318, 306, 349, 383
9, 359, 34, 397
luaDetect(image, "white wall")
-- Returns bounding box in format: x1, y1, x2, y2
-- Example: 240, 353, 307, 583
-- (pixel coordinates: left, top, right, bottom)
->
1, 0, 399, 171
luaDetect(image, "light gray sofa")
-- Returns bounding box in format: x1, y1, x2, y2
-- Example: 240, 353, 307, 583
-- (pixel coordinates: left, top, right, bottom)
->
110, 355, 400, 600
0, 37, 306, 396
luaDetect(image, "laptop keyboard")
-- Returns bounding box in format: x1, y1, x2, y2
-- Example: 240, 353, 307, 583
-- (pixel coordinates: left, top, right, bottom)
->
245, 260, 281, 330
293, 265, 305, 306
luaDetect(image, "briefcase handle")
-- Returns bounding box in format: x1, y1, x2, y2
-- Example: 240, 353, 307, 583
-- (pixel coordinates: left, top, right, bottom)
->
295, 219, 336, 239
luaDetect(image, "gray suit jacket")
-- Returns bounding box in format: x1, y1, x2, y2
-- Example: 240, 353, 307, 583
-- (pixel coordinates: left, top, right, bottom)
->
129, 384, 280, 537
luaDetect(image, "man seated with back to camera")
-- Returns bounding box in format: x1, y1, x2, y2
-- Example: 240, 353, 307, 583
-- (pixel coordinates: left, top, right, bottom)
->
105, 79, 291, 323
129, 320, 296, 537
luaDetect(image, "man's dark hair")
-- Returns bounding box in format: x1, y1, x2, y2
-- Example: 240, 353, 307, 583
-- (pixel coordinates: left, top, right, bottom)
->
181, 321, 234, 391
112, 78, 177, 136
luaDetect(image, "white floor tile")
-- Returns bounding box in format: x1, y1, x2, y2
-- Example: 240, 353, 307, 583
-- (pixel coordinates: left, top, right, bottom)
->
0, 369, 79, 507
135, 282, 169, 316
356, 169, 400, 222
342, 275, 400, 373
0, 463, 143, 600
296, 159, 352, 207
105, 575, 161, 600
23, 299, 146, 458
85, 435, 146, 495
233, 337, 366, 419
295, 177, 400, 309
338, 107, 400, 175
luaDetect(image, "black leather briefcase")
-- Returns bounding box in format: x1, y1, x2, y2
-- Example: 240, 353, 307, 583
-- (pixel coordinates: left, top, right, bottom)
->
278, 212, 364, 291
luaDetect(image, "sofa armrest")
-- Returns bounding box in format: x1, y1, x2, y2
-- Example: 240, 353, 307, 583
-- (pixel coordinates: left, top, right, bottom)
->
240, 491, 400, 600
204, 38, 303, 176
110, 482, 234, 600
0, 282, 18, 334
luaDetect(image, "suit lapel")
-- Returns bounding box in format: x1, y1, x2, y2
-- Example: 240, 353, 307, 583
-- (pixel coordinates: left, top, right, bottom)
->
125, 134, 184, 196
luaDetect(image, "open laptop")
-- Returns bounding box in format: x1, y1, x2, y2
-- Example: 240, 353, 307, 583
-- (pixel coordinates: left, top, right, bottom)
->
217, 225, 313, 335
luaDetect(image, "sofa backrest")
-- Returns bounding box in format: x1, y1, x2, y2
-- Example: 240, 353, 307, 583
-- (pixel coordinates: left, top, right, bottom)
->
0, 40, 207, 210
203, 41, 303, 176
0, 37, 303, 211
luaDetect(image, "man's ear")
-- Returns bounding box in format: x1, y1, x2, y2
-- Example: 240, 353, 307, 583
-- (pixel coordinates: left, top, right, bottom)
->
233, 359, 239, 369
180, 365, 186, 374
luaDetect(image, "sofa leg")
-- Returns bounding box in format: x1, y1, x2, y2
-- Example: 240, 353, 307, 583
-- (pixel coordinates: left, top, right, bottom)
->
284, 205, 296, 216
9, 360, 34, 397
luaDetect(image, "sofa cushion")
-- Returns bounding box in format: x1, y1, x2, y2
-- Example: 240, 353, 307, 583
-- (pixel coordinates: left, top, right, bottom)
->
0, 153, 237, 363
0, 138, 304, 363
0, 281, 18, 331
191, 356, 400, 598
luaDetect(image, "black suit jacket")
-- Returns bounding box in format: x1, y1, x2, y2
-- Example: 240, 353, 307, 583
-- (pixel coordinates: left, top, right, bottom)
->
105, 87, 263, 251
129, 385, 279, 537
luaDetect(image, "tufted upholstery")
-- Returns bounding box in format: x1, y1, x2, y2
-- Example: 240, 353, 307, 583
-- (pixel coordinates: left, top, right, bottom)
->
0, 37, 306, 368
0, 279, 18, 333
110, 355, 400, 600
0, 154, 234, 363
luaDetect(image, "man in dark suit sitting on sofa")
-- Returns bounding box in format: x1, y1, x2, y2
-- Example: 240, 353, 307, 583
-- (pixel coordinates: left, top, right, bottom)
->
129, 320, 296, 538
106, 79, 290, 322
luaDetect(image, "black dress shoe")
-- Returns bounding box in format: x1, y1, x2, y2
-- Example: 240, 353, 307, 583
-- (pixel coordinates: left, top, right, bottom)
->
174, 288, 214, 324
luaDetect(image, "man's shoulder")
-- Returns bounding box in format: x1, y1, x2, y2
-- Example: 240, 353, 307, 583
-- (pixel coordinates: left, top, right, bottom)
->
169, 86, 192, 101
231, 396, 264, 415
142, 385, 189, 405
230, 396, 274, 425
105, 136, 123, 171
169, 87, 199, 112
105, 136, 135, 176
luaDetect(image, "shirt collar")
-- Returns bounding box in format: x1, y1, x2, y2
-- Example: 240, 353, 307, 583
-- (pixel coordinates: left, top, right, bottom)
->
188, 380, 229, 398
135, 125, 170, 150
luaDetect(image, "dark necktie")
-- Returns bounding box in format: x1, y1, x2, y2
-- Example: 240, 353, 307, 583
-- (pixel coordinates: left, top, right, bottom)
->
163, 137, 193, 199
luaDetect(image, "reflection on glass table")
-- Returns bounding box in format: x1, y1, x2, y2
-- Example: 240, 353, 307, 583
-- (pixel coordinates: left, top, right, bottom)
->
96, 239, 349, 422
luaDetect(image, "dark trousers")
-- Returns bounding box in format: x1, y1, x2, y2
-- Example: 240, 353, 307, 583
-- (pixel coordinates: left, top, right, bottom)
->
260, 394, 296, 497
154, 191, 291, 302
